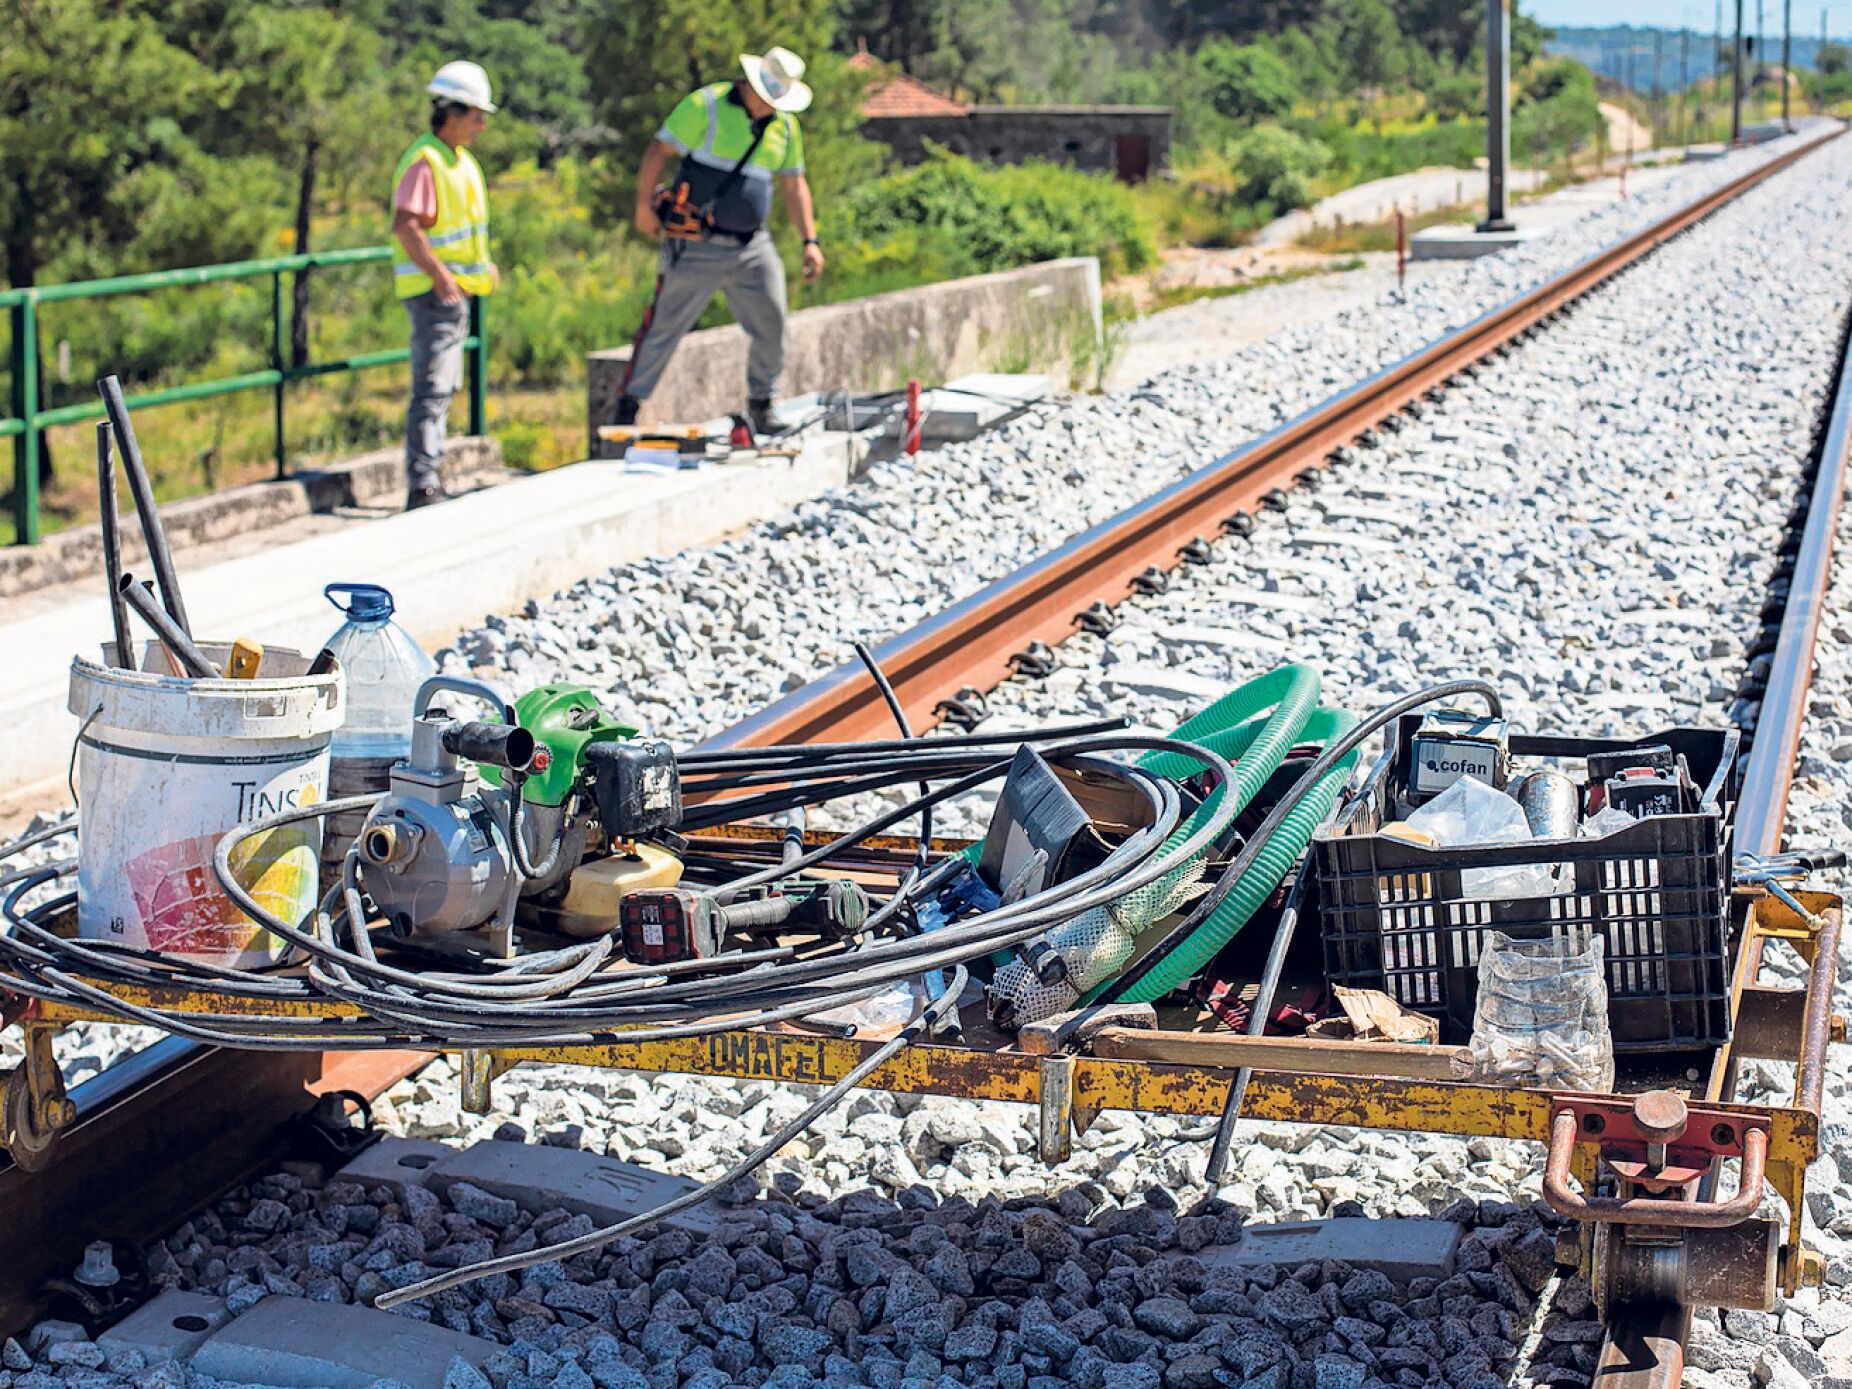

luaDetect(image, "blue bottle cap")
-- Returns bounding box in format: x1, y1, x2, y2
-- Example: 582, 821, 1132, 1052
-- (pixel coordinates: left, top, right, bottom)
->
325, 583, 395, 620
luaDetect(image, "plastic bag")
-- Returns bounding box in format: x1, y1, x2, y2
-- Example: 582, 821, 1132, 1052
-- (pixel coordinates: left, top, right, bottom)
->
1405, 776, 1559, 899
1465, 931, 1614, 1091
1579, 804, 1636, 838
808, 982, 919, 1035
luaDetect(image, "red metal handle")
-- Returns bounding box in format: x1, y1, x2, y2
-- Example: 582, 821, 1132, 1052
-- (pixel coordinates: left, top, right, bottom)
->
1542, 1109, 1768, 1228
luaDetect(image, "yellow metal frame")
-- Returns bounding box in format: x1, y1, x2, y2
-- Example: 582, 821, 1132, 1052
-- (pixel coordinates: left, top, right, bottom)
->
15, 892, 1836, 1284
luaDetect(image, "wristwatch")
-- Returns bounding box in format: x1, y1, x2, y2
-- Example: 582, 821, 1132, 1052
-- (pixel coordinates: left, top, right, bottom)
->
803, 237, 820, 246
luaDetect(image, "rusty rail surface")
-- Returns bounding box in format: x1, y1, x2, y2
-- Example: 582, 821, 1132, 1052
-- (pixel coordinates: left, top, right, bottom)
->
1, 129, 1843, 1359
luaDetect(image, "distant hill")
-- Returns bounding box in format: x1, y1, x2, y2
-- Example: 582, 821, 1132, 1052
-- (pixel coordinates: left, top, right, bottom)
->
1546, 23, 1825, 89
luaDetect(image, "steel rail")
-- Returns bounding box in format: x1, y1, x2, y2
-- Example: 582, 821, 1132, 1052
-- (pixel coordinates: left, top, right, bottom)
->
0, 129, 1842, 1353
702, 128, 1842, 754
1592, 146, 1852, 1389
1735, 286, 1852, 856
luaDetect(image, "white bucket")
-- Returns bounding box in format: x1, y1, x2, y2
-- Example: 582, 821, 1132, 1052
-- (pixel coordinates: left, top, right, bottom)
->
67, 643, 344, 969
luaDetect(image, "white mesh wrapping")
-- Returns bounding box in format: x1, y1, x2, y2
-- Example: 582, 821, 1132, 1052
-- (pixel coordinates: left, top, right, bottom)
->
987, 854, 1209, 1030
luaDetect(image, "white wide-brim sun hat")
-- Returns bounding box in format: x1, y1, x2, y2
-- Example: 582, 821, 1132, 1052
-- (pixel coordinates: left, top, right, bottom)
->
740, 47, 813, 113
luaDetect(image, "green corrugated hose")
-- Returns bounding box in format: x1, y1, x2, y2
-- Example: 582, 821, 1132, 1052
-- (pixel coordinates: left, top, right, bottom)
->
1092, 705, 1360, 1004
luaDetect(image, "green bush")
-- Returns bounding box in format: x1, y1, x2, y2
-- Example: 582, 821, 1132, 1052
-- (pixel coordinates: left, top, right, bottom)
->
836, 148, 1156, 278
1196, 39, 1301, 124
1227, 127, 1332, 210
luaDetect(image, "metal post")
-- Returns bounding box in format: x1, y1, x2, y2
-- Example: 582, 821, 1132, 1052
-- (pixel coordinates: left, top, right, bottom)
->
1395, 209, 1407, 288
1479, 0, 1514, 232
1733, 0, 1747, 142
270, 272, 286, 480
467, 295, 487, 438
1783, 0, 1792, 128
1682, 27, 1691, 143
10, 299, 38, 545
1654, 29, 1665, 140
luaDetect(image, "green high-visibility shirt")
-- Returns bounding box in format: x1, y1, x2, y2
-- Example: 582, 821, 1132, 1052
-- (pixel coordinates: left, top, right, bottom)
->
656, 81, 804, 235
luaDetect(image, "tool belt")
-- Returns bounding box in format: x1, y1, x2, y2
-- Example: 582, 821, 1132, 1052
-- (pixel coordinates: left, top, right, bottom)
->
654, 184, 713, 241
652, 116, 770, 247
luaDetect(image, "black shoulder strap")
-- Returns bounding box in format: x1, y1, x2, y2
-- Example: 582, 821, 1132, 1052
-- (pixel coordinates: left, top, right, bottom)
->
712, 118, 771, 203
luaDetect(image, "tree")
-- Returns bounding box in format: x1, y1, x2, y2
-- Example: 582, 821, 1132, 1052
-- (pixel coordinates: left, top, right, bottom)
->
1226, 125, 1331, 208
196, 6, 397, 366
1820, 40, 1851, 72
1196, 38, 1301, 123
582, 0, 878, 220
1333, 0, 1410, 90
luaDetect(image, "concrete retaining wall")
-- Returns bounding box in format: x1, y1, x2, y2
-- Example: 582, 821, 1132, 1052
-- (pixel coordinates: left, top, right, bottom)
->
586, 257, 1102, 451
0, 436, 501, 600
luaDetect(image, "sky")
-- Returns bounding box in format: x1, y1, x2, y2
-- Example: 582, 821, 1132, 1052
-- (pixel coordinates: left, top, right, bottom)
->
1527, 0, 1848, 33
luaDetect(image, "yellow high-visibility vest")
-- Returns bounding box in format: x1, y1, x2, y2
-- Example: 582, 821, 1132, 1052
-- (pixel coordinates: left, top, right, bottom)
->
390, 134, 493, 299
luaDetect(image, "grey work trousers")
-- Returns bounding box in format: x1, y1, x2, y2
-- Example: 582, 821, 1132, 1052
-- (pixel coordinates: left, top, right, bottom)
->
403, 291, 472, 492
621, 232, 788, 404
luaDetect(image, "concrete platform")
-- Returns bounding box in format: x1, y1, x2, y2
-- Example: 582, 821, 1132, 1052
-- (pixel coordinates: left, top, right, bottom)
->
0, 432, 862, 804
1408, 224, 1548, 261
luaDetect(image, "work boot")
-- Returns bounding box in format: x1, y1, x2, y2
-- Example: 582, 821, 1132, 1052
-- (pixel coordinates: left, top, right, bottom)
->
612, 395, 641, 427
747, 397, 781, 438
405, 483, 448, 512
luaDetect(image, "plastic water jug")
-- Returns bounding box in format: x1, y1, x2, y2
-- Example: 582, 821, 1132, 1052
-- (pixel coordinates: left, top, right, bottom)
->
321, 583, 436, 760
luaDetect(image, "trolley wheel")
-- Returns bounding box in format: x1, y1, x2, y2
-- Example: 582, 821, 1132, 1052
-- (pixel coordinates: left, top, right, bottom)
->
3, 1065, 63, 1173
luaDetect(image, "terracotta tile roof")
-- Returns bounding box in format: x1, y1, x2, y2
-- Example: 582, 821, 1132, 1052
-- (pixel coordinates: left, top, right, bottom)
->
847, 53, 969, 118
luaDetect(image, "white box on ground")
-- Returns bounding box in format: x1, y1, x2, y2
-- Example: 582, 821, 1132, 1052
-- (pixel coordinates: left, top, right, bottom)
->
1408, 225, 1546, 261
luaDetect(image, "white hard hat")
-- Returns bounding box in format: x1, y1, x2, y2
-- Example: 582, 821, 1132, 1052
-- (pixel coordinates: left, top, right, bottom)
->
427, 60, 497, 113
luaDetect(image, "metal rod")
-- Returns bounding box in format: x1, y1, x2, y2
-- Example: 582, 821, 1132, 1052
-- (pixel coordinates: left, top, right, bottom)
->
1794, 899, 1841, 1114
11, 300, 39, 546
95, 423, 133, 668
1734, 0, 1747, 142
468, 297, 487, 438
1205, 866, 1311, 1185
117, 575, 219, 678
97, 375, 190, 636
1783, 0, 1793, 129
271, 273, 287, 481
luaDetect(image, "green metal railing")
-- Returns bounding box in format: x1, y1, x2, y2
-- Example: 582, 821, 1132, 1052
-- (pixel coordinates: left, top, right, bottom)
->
1, 246, 487, 544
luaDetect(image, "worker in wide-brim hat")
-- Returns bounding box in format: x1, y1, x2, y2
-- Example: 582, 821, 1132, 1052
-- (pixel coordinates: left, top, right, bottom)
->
390, 61, 499, 511
613, 47, 823, 439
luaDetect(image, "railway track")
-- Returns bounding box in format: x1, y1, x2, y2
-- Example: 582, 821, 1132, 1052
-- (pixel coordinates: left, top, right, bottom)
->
0, 126, 1847, 1386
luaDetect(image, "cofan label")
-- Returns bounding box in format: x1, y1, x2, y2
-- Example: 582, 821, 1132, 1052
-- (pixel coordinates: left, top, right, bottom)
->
1412, 737, 1499, 795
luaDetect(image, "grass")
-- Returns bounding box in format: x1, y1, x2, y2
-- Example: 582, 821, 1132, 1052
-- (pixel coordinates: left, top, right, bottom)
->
1125, 259, 1369, 319
1295, 204, 1477, 254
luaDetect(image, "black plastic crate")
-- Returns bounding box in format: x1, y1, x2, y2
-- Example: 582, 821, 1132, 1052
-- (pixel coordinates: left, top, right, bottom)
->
1314, 723, 1737, 1052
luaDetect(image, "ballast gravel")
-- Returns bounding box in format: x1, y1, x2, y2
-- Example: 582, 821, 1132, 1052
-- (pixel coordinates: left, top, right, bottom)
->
14, 124, 1852, 1389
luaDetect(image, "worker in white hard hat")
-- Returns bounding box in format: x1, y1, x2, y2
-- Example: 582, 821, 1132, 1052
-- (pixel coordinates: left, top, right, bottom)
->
612, 47, 823, 440
390, 61, 499, 511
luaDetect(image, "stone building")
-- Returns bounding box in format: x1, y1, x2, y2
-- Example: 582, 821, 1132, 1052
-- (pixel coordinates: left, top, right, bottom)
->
846, 52, 1170, 183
